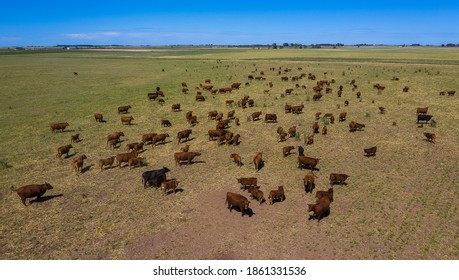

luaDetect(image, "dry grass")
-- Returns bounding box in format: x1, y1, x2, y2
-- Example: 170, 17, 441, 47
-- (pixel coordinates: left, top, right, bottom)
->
1, 47, 458, 259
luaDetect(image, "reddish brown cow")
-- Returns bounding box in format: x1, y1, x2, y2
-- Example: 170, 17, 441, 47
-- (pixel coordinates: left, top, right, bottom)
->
107, 132, 124, 144
349, 121, 365, 132
291, 105, 304, 114
312, 122, 320, 133
322, 126, 327, 135
117, 105, 131, 114
283, 146, 295, 157
161, 180, 179, 195
177, 129, 192, 144
161, 119, 172, 127
252, 111, 262, 121
237, 177, 257, 191
303, 171, 317, 193
11, 182, 54, 206
128, 157, 144, 169
225, 192, 250, 216
308, 197, 330, 222
174, 151, 201, 165
171, 104, 181, 112
424, 132, 436, 143
306, 134, 314, 145
152, 133, 169, 145
56, 144, 73, 158
94, 113, 104, 122
99, 156, 115, 171
416, 107, 428, 115
339, 112, 347, 122
288, 126, 297, 138
329, 173, 350, 186
208, 129, 228, 141
364, 146, 377, 157
264, 114, 277, 123
315, 112, 321, 120
70, 134, 80, 143
298, 156, 320, 170
230, 153, 242, 167
116, 151, 138, 168
142, 133, 157, 145
253, 152, 263, 171
284, 104, 292, 113
316, 188, 334, 203
50, 122, 69, 132
121, 116, 134, 125
268, 186, 285, 205
248, 186, 265, 205
72, 154, 87, 173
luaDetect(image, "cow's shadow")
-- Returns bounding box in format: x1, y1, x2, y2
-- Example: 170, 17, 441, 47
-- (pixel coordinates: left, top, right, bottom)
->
177, 160, 205, 166
299, 164, 319, 171
255, 160, 265, 172
230, 206, 254, 217
364, 153, 376, 157
308, 209, 331, 221
30, 194, 63, 204
81, 164, 95, 174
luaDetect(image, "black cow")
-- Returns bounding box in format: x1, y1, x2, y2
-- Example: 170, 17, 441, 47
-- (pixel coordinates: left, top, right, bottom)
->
417, 114, 433, 124
298, 146, 304, 157
142, 167, 170, 188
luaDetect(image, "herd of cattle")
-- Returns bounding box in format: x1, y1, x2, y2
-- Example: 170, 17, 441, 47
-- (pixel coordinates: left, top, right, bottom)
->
12, 64, 454, 223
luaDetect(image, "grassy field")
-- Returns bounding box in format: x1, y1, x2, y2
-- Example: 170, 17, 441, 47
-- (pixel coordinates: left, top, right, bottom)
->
0, 46, 458, 259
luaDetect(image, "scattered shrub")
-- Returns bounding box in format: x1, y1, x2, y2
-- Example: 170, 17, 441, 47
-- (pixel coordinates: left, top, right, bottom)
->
430, 119, 437, 128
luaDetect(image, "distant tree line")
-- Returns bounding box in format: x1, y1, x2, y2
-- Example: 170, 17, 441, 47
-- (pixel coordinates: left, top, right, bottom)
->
441, 43, 459, 47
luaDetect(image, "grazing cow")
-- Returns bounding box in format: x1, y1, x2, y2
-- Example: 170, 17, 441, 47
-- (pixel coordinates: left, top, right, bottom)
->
180, 144, 190, 152
237, 177, 257, 191
177, 129, 192, 144
424, 132, 436, 143
208, 129, 228, 141
172, 104, 181, 112
344, 100, 349, 106
339, 112, 347, 122
205, 79, 211, 83
56, 144, 73, 159
278, 131, 288, 142
227, 110, 235, 120
288, 126, 297, 138
298, 156, 320, 170
403, 86, 409, 92
187, 115, 198, 126
161, 119, 172, 127
356, 91, 361, 98
161, 180, 179, 195
284, 104, 292, 113
324, 113, 335, 124
70, 134, 80, 143
306, 134, 314, 145
215, 112, 224, 121
224, 132, 234, 144
379, 107, 386, 114
174, 151, 201, 165
94, 113, 104, 122
322, 126, 327, 135
252, 111, 262, 121
196, 95, 205, 102
11, 182, 54, 206
182, 88, 189, 94
121, 116, 134, 125
316, 188, 334, 203
225, 100, 234, 107
447, 90, 456, 96
417, 114, 433, 124
283, 146, 295, 157
128, 157, 144, 169
439, 91, 446, 96
308, 197, 330, 222
329, 173, 350, 186
116, 151, 138, 168
248, 186, 265, 205
117, 105, 131, 114
291, 105, 304, 114
298, 146, 304, 157
312, 122, 320, 134
364, 146, 377, 157
141, 133, 157, 145
181, 82, 187, 87
152, 133, 169, 145
225, 192, 250, 216
416, 107, 428, 115
315, 112, 321, 120
231, 82, 241, 89
208, 110, 218, 120
264, 114, 277, 123
107, 132, 124, 144
234, 118, 240, 126
72, 154, 87, 173
268, 186, 285, 205
50, 122, 69, 133
99, 156, 115, 171
231, 153, 242, 167
277, 126, 284, 135
303, 171, 317, 193
313, 92, 322, 101
142, 167, 170, 188
125, 142, 142, 152
230, 134, 240, 145
253, 152, 263, 171
349, 121, 365, 132
285, 88, 294, 94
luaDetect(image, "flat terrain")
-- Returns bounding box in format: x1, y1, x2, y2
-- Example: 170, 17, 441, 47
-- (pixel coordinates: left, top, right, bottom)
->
1, 47, 458, 259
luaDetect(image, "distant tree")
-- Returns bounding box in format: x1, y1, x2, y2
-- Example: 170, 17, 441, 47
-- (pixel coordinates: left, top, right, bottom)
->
272, 43, 278, 49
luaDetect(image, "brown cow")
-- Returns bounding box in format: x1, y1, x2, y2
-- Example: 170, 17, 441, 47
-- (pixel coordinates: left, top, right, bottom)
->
227, 110, 235, 120
291, 105, 304, 114
11, 182, 54, 206
303, 171, 317, 193
447, 90, 456, 96
403, 86, 409, 92
344, 100, 349, 106
152, 133, 169, 145
379, 107, 386, 114
70, 134, 80, 143
329, 173, 350, 186
121, 116, 134, 125
364, 146, 377, 157
284, 104, 292, 113
308, 197, 330, 222
288, 126, 297, 138
285, 88, 294, 94
230, 134, 240, 145
237, 177, 257, 191
424, 132, 436, 143
322, 126, 327, 135
174, 151, 201, 165
107, 139, 119, 150
94, 113, 104, 122
264, 114, 277, 123
195, 95, 205, 102
50, 122, 69, 132
315, 112, 321, 120
339, 112, 347, 122
216, 119, 229, 129
116, 151, 138, 168
230, 153, 242, 167
268, 186, 285, 205
208, 129, 228, 141
72, 154, 87, 173
278, 131, 288, 142
306, 134, 314, 145
128, 156, 144, 169
161, 180, 179, 195
298, 156, 320, 170
141, 133, 157, 145
177, 129, 192, 144
171, 104, 181, 112
107, 132, 125, 144
208, 110, 218, 120
252, 111, 262, 121
313, 92, 322, 101
117, 105, 131, 114
234, 118, 240, 126
312, 122, 319, 133
283, 146, 295, 157
225, 192, 250, 216
180, 144, 190, 152
231, 82, 241, 89
224, 132, 234, 144
161, 119, 172, 127
248, 186, 266, 205
253, 152, 263, 171
316, 188, 334, 203
349, 121, 365, 132
324, 113, 335, 124
126, 142, 141, 152
56, 144, 73, 158
99, 156, 115, 171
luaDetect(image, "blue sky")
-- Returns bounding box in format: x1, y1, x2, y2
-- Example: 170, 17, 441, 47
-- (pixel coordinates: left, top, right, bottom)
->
1, 0, 458, 46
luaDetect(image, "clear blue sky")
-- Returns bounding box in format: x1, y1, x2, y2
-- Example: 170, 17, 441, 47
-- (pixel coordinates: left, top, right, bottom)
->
1, 0, 458, 46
